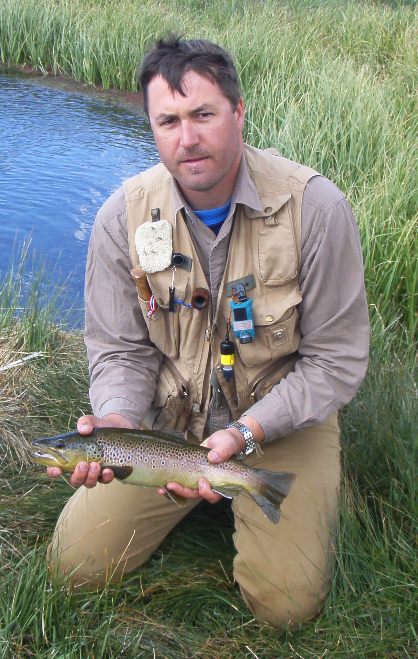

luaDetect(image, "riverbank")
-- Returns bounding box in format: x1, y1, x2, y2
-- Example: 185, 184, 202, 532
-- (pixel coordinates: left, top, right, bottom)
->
1, 0, 416, 339
0, 61, 145, 112
0, 0, 417, 656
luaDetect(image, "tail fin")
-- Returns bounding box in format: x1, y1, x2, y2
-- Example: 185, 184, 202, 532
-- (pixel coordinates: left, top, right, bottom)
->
247, 468, 295, 524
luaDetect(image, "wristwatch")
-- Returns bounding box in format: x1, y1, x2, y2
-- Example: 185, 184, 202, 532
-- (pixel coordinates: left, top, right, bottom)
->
226, 420, 257, 456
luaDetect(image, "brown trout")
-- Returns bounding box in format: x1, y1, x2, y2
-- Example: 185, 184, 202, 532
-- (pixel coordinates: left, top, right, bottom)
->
31, 428, 295, 523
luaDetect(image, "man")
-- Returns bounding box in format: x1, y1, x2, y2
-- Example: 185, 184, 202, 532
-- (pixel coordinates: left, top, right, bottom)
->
47, 36, 369, 628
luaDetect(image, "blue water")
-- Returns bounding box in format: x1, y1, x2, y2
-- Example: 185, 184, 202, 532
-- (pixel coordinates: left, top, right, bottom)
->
0, 74, 159, 325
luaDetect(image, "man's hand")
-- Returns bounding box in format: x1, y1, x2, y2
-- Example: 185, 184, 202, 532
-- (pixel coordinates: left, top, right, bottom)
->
46, 413, 134, 488
157, 426, 246, 504
158, 416, 265, 503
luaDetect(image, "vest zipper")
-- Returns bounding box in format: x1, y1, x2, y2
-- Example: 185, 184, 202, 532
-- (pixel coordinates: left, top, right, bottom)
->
248, 354, 296, 402
164, 359, 189, 398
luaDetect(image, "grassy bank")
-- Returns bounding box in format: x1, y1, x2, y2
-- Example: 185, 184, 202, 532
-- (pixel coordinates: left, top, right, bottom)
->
0, 0, 417, 338
0, 0, 417, 656
0, 309, 416, 657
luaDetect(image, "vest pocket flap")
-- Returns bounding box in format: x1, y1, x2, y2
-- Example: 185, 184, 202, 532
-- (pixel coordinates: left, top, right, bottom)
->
248, 288, 302, 327
245, 192, 291, 219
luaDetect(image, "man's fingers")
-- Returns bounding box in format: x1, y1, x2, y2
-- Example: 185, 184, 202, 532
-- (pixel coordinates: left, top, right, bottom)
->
197, 477, 222, 503
47, 467, 63, 478
76, 414, 134, 435
69, 461, 89, 487
164, 482, 199, 498
99, 468, 115, 484
207, 449, 222, 463
69, 462, 102, 488
203, 429, 245, 463
77, 415, 98, 435
83, 462, 101, 488
161, 479, 222, 504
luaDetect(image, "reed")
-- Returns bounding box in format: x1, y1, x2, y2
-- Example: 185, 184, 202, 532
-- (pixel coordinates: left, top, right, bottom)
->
0, 0, 416, 339
0, 242, 68, 354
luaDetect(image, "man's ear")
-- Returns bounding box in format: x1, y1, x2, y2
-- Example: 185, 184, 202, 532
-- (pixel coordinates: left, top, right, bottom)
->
234, 97, 245, 130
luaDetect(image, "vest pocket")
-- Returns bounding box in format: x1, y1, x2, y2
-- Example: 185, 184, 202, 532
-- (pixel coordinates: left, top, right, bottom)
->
256, 200, 298, 283
249, 353, 298, 403
136, 298, 180, 360
222, 289, 301, 369
143, 359, 190, 432
236, 307, 299, 367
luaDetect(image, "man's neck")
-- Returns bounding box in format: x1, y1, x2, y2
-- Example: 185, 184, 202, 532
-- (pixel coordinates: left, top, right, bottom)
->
179, 187, 232, 211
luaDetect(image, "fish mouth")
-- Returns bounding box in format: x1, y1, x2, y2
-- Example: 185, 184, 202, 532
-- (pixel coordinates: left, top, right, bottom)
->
31, 447, 69, 465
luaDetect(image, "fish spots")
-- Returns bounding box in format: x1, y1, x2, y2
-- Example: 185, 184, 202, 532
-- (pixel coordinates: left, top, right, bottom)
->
94, 432, 222, 482
86, 442, 103, 461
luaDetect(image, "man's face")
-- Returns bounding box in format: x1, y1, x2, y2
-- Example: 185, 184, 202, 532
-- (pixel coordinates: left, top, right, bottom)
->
147, 71, 244, 209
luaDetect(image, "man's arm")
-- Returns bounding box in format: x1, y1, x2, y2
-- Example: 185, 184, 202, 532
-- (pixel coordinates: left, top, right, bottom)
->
48, 188, 163, 488
84, 188, 163, 427
245, 177, 369, 441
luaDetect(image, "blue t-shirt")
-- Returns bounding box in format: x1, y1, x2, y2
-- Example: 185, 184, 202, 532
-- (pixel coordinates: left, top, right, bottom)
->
193, 200, 231, 235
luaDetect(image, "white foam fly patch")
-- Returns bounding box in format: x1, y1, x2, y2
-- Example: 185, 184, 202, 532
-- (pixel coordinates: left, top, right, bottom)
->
135, 220, 173, 273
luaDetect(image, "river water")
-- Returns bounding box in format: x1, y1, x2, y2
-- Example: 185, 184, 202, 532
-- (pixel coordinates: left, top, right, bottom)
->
0, 73, 158, 326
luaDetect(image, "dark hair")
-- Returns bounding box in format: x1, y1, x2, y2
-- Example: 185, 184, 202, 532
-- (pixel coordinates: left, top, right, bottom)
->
138, 35, 241, 115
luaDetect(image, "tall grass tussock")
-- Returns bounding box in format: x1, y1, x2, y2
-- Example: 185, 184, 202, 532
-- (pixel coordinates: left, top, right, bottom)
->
0, 0, 416, 657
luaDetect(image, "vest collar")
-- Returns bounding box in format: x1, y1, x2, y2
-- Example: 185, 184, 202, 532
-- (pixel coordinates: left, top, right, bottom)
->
168, 144, 292, 222
170, 148, 263, 218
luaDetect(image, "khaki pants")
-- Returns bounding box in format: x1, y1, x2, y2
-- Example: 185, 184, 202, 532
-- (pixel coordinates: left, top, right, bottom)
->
48, 414, 340, 628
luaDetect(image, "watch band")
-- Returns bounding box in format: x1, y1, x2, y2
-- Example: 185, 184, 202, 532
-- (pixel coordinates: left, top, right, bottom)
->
226, 420, 257, 456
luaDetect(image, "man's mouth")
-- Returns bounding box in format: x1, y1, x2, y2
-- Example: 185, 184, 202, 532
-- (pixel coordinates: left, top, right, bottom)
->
179, 154, 209, 165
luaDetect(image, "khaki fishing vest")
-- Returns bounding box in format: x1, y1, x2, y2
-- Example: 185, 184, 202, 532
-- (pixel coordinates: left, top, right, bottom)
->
124, 145, 318, 440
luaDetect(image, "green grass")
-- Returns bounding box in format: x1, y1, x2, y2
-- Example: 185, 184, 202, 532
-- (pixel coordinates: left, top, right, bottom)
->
0, 260, 416, 656
0, 343, 416, 656
0, 242, 63, 354
0, 0, 417, 656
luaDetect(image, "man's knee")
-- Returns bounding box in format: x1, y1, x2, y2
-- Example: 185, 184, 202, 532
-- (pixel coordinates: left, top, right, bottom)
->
234, 543, 334, 629
239, 575, 330, 629
46, 537, 127, 588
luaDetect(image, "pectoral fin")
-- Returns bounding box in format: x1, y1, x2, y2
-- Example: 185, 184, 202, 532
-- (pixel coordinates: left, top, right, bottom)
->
105, 465, 134, 480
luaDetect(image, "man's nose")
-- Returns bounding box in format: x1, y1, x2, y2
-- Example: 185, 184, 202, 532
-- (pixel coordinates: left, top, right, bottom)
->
179, 120, 199, 148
